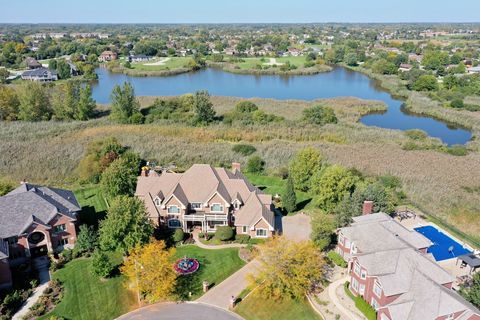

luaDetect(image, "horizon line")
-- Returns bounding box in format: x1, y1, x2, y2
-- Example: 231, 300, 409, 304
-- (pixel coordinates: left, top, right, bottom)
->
2, 21, 480, 25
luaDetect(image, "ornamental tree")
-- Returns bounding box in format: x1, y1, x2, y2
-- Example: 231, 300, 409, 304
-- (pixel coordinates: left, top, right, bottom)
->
121, 240, 177, 303
251, 236, 324, 299
289, 147, 323, 192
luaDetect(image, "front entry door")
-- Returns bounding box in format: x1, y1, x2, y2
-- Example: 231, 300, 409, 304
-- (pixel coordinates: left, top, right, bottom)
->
30, 245, 48, 258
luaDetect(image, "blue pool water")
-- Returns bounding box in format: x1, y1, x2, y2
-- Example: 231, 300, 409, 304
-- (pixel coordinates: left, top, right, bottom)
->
414, 225, 472, 261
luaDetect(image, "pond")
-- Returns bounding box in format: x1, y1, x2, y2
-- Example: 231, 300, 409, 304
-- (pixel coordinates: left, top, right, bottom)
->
91, 67, 472, 145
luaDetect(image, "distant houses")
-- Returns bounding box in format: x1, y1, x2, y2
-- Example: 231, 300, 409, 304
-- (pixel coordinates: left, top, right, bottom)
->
21, 67, 58, 82
129, 54, 152, 63
25, 57, 42, 69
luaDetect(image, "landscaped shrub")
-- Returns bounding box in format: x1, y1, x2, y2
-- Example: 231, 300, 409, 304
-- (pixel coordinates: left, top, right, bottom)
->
23, 279, 63, 319
91, 250, 115, 278
173, 228, 185, 243
215, 226, 235, 241
344, 281, 376, 320
246, 155, 265, 174
198, 232, 205, 238
450, 99, 465, 109
326, 251, 347, 268
235, 234, 251, 244
232, 144, 257, 156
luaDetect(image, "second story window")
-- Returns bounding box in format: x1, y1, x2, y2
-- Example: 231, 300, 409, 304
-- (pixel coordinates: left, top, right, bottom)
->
211, 203, 224, 212
354, 261, 361, 276
361, 270, 367, 279
373, 280, 382, 298
167, 205, 180, 214
54, 224, 66, 233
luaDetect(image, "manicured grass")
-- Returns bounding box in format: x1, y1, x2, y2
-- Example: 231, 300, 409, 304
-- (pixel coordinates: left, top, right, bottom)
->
131, 57, 191, 71
74, 185, 108, 227
228, 56, 309, 70
174, 246, 245, 299
40, 257, 136, 320
244, 173, 314, 212
235, 291, 321, 320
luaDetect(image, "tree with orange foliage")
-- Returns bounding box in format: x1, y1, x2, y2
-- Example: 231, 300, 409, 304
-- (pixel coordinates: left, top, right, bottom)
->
121, 239, 177, 303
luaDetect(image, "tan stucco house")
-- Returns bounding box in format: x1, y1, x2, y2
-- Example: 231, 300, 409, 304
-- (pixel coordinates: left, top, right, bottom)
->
135, 163, 276, 238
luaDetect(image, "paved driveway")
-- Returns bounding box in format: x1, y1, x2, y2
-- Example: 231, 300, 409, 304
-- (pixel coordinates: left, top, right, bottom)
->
117, 302, 243, 320
197, 259, 260, 309
281, 213, 312, 241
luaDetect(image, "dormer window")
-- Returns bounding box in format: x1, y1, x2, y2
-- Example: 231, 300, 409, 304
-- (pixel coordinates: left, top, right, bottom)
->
155, 198, 161, 206
233, 201, 240, 210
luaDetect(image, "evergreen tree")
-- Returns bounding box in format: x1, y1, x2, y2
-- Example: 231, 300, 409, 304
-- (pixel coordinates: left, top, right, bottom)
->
110, 82, 141, 124
283, 175, 297, 213
76, 85, 96, 120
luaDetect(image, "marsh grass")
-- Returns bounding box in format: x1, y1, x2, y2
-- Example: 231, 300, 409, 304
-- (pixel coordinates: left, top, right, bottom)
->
1, 96, 479, 238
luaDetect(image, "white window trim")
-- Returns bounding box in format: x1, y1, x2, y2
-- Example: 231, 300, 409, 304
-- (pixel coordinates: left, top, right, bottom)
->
155, 198, 161, 206
351, 278, 359, 292
361, 269, 367, 280
210, 203, 224, 213
256, 228, 268, 238
354, 261, 361, 276
373, 280, 382, 298
371, 297, 379, 310
359, 283, 365, 295
167, 205, 180, 214
242, 226, 248, 234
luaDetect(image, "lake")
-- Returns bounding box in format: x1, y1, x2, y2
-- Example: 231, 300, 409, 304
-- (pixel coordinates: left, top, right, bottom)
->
91, 67, 472, 146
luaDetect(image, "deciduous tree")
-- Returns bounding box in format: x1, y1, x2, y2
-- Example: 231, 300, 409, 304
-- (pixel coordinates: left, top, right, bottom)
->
251, 236, 324, 299
121, 240, 177, 303
110, 82, 141, 124
289, 148, 323, 192
99, 196, 153, 253
193, 90, 215, 125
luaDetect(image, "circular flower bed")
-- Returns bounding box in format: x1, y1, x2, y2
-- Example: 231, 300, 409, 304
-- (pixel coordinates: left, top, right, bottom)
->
174, 257, 199, 275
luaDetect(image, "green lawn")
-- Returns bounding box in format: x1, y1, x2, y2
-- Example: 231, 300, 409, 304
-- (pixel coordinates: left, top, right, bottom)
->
74, 185, 108, 227
228, 56, 309, 70
235, 291, 321, 320
174, 246, 245, 300
40, 257, 136, 320
131, 57, 191, 71
244, 173, 314, 213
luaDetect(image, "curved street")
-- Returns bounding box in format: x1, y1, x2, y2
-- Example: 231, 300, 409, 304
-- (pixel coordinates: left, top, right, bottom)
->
117, 302, 244, 320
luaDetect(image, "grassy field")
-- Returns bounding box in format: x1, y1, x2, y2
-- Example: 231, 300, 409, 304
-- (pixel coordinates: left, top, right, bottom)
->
228, 56, 308, 69
174, 246, 245, 299
235, 291, 321, 320
1, 95, 479, 242
130, 57, 191, 71
40, 257, 136, 320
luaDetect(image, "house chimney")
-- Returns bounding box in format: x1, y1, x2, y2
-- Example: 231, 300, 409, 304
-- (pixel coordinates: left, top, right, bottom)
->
362, 200, 373, 215
232, 162, 241, 172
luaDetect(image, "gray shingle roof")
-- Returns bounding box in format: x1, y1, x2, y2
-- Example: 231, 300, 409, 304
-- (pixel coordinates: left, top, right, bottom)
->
22, 67, 58, 77
0, 184, 80, 238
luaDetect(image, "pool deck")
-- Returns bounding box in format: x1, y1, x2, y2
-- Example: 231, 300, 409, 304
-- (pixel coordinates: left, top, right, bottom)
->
396, 215, 475, 288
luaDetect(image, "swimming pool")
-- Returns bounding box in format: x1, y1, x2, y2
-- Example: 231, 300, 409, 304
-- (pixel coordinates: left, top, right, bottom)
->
414, 225, 472, 261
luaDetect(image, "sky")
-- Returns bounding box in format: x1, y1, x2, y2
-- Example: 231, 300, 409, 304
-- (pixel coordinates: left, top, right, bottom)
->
0, 0, 480, 24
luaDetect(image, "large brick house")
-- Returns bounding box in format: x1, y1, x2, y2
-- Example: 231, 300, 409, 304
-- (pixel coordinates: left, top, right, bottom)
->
135, 163, 276, 238
337, 210, 480, 320
0, 183, 81, 289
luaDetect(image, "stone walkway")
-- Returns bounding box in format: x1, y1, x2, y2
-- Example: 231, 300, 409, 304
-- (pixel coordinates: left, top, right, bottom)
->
196, 259, 260, 309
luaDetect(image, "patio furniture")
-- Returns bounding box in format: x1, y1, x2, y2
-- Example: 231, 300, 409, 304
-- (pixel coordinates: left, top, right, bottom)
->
457, 254, 480, 274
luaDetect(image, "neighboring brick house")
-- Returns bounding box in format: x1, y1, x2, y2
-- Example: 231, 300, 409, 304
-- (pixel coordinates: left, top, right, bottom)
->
98, 50, 118, 62
0, 183, 81, 289
135, 163, 276, 238
337, 211, 480, 320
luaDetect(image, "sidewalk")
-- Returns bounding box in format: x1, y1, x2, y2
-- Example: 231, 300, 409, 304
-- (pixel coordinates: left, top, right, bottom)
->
197, 259, 260, 309
13, 257, 51, 320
